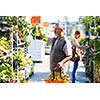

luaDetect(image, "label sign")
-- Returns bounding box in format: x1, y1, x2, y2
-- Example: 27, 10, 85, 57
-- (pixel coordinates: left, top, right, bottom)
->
31, 16, 41, 25
43, 22, 49, 27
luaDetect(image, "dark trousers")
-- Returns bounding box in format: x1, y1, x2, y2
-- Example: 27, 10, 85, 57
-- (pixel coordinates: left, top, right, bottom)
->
72, 59, 79, 83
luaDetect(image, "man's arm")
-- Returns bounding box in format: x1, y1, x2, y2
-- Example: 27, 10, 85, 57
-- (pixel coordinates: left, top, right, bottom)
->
58, 56, 72, 67
46, 37, 54, 45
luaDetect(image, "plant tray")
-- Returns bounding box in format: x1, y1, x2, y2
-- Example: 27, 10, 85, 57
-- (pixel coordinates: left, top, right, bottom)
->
44, 74, 71, 83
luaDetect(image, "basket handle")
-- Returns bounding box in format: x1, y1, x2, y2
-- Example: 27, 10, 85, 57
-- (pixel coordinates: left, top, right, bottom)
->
53, 67, 62, 80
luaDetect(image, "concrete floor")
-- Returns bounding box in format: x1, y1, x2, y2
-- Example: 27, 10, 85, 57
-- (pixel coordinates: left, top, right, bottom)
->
28, 55, 90, 83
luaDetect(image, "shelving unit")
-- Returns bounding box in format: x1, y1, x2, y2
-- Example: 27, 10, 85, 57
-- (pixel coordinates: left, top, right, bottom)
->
82, 36, 100, 83
93, 36, 100, 83
12, 16, 35, 83
0, 21, 13, 83
0, 16, 35, 83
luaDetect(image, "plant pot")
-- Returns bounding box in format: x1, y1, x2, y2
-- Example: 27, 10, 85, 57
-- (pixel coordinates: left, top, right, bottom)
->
12, 80, 17, 83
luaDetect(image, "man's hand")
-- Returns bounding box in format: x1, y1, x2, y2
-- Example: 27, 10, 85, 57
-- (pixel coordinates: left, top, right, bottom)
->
57, 62, 63, 68
57, 56, 72, 68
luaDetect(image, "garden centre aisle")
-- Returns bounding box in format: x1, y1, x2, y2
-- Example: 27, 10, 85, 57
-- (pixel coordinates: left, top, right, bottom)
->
28, 54, 90, 83
28, 55, 50, 83
27, 29, 90, 83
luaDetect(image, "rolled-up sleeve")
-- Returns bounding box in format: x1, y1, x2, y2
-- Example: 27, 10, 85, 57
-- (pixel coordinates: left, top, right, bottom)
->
47, 37, 54, 45
63, 39, 72, 56
72, 38, 87, 49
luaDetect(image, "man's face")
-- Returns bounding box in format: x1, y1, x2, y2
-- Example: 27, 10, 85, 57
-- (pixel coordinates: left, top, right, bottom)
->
55, 28, 63, 36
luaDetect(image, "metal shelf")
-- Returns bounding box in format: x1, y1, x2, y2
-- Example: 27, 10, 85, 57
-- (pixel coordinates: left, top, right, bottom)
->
90, 36, 100, 39
0, 54, 12, 59
18, 42, 25, 47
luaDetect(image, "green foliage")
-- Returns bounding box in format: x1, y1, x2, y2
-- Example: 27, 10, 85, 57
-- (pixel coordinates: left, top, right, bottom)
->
3, 16, 17, 26
0, 37, 11, 50
18, 16, 31, 37
41, 34, 48, 41
0, 58, 12, 82
13, 48, 33, 67
0, 16, 4, 22
0, 16, 33, 83
79, 37, 89, 45
81, 38, 100, 82
2, 16, 31, 36
80, 16, 94, 30
80, 16, 100, 36
31, 25, 48, 41
24, 40, 30, 46
94, 39, 100, 62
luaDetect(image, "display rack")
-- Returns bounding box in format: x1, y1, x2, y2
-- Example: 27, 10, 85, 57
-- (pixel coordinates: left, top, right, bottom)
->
0, 21, 13, 83
0, 16, 35, 83
83, 36, 100, 83
12, 16, 35, 83
93, 36, 100, 83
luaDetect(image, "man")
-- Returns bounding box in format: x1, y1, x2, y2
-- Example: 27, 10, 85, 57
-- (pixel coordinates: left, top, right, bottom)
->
48, 23, 72, 76
71, 30, 90, 83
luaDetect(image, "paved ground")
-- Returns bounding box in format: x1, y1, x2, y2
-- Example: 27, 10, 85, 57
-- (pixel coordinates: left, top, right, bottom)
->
28, 55, 90, 83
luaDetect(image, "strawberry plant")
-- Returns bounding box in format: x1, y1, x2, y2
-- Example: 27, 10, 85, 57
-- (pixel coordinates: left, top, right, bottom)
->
0, 16, 34, 83
31, 25, 47, 41
0, 37, 11, 50
81, 38, 100, 82
0, 57, 12, 83
44, 74, 71, 83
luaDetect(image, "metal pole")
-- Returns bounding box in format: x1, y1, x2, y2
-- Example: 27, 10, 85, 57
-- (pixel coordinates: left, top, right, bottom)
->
63, 16, 68, 36
11, 27, 13, 82
94, 16, 96, 35
94, 16, 96, 83
66, 18, 69, 36
17, 17, 19, 83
